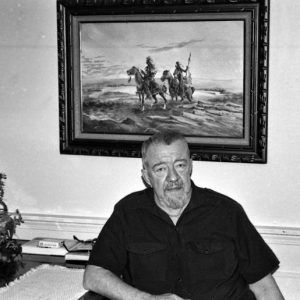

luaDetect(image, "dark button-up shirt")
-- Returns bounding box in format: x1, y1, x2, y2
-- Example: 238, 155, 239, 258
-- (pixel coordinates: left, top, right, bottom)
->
89, 182, 279, 299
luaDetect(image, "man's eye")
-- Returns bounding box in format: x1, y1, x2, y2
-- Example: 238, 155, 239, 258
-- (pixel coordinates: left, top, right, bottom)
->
176, 162, 187, 170
154, 166, 166, 173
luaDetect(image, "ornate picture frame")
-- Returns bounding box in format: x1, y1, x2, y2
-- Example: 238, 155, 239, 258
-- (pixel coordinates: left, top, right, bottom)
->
57, 0, 269, 163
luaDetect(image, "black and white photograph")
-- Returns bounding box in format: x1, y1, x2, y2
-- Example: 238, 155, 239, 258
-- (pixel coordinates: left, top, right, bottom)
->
0, 0, 299, 299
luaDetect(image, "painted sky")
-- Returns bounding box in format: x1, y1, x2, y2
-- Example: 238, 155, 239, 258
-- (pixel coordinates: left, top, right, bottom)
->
80, 20, 243, 82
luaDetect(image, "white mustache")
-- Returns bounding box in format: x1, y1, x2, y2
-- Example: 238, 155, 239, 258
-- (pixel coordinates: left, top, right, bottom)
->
166, 182, 183, 190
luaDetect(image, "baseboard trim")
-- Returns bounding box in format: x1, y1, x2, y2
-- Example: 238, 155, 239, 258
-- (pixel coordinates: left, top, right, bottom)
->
274, 271, 300, 279
14, 213, 300, 246
257, 225, 300, 245
15, 213, 107, 240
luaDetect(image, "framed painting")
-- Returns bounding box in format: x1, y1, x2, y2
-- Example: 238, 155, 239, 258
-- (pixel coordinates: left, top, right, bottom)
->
57, 0, 269, 163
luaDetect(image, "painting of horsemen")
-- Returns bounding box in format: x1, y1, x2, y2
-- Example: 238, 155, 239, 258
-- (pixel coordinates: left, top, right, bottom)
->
58, 0, 269, 162
80, 17, 244, 139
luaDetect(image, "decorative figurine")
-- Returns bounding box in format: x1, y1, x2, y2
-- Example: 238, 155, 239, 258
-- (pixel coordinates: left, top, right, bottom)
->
0, 173, 23, 262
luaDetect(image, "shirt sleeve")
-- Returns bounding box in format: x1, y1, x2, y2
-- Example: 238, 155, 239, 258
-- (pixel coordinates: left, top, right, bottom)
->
88, 206, 127, 276
233, 204, 280, 284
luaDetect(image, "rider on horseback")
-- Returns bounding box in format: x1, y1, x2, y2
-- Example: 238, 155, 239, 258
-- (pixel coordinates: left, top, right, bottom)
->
173, 61, 190, 97
141, 56, 157, 99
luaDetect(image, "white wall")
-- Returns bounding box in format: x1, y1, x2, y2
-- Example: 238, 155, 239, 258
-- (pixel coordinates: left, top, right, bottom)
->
0, 0, 300, 297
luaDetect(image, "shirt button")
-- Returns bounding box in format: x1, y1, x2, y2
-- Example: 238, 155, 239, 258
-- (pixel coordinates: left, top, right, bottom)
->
177, 277, 182, 282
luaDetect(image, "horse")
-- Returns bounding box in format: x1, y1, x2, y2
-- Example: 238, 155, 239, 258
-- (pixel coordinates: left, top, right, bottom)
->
127, 66, 146, 109
160, 70, 180, 101
127, 66, 167, 111
160, 70, 195, 102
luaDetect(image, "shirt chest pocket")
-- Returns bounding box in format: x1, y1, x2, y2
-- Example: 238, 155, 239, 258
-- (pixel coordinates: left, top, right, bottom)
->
186, 239, 228, 282
127, 242, 168, 282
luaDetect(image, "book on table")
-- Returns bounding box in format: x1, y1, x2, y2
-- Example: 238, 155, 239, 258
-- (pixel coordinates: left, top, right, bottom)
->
22, 237, 94, 261
21, 237, 83, 256
65, 251, 90, 262
64, 239, 93, 262
21, 237, 77, 256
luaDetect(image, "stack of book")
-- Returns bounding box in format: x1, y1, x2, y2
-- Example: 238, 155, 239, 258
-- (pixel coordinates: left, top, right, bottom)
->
21, 237, 93, 266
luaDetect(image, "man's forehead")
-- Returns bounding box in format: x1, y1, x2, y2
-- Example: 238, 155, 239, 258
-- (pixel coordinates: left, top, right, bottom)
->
147, 141, 189, 160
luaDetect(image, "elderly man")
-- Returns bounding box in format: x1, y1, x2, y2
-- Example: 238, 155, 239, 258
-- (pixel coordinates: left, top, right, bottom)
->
83, 131, 284, 300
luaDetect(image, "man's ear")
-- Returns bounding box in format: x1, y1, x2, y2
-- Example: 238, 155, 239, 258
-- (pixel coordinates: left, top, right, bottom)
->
141, 168, 151, 187
190, 158, 193, 177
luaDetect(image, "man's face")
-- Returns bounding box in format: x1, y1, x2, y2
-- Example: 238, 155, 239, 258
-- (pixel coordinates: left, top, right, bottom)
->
142, 140, 193, 210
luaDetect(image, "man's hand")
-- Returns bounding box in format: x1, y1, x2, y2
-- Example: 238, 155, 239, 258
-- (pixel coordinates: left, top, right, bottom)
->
151, 293, 190, 300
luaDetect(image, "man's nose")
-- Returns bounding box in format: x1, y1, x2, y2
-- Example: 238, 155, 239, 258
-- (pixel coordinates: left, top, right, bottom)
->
167, 166, 179, 182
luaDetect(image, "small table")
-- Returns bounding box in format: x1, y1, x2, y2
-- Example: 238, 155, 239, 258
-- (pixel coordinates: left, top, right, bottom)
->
0, 250, 107, 299
0, 252, 85, 287
0, 239, 109, 299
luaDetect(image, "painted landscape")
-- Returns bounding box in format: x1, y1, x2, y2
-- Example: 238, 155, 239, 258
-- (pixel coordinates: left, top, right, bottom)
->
80, 20, 244, 138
